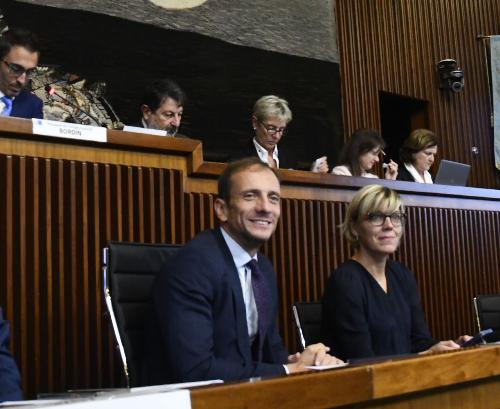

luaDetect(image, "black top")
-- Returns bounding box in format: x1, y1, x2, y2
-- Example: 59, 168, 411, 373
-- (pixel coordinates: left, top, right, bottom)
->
230, 139, 301, 170
396, 164, 417, 182
321, 260, 435, 361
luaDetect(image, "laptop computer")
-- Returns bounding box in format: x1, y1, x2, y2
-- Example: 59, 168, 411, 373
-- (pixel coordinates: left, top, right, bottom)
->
434, 159, 471, 186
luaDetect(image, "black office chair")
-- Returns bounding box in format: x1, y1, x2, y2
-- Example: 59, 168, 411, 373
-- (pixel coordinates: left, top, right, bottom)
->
103, 241, 181, 387
292, 301, 323, 350
473, 294, 500, 343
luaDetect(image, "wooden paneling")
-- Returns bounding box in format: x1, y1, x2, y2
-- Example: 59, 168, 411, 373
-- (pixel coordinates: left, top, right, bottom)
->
0, 154, 183, 395
0, 126, 499, 398
336, 0, 500, 188
186, 193, 500, 353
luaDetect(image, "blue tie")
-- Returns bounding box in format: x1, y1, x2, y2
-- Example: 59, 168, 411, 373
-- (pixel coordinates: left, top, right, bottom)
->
1, 96, 12, 116
247, 259, 271, 361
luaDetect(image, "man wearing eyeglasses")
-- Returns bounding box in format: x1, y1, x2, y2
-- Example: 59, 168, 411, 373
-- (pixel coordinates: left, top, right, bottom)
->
0, 28, 43, 120
132, 78, 186, 137
246, 95, 328, 172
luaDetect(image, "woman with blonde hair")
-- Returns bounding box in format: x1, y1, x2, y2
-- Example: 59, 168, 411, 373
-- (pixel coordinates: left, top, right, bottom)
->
321, 185, 470, 361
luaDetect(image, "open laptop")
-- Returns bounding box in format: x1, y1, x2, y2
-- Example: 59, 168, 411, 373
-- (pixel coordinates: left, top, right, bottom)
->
434, 159, 471, 186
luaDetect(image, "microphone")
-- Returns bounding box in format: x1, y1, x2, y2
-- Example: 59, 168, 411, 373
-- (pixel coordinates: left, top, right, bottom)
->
44, 84, 105, 127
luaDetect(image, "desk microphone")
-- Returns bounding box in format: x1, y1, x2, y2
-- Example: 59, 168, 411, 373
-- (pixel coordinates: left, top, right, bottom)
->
44, 84, 104, 127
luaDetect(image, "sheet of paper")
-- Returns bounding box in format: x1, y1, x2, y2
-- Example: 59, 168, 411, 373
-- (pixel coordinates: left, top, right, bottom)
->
1, 390, 191, 409
122, 125, 169, 137
305, 362, 348, 370
130, 379, 223, 393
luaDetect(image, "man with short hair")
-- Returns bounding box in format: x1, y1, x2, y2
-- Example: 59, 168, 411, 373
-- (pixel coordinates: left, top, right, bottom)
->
135, 78, 186, 136
145, 157, 341, 384
0, 27, 43, 119
0, 308, 22, 402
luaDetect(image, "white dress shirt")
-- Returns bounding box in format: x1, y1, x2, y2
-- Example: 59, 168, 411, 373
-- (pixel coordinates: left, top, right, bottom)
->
220, 227, 258, 342
253, 138, 280, 168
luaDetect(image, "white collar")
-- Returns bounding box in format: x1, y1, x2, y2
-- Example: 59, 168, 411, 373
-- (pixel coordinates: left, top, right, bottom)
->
253, 137, 279, 168
404, 163, 433, 183
220, 227, 257, 269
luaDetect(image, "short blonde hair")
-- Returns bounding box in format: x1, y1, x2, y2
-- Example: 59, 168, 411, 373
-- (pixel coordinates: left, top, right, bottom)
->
252, 95, 292, 124
341, 185, 404, 248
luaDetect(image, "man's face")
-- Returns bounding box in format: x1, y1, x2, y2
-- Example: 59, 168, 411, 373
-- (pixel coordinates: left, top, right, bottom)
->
142, 97, 183, 136
0, 45, 39, 97
215, 165, 281, 255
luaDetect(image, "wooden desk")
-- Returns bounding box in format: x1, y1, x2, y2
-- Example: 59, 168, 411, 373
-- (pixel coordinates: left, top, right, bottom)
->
0, 117, 498, 398
191, 347, 500, 409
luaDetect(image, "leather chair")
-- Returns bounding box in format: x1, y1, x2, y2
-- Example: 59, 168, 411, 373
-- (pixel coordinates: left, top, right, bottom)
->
292, 301, 322, 350
103, 241, 181, 387
473, 294, 500, 342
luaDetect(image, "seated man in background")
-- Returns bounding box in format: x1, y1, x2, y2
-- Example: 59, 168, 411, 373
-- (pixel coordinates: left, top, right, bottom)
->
237, 95, 329, 172
130, 78, 186, 137
0, 27, 43, 119
0, 307, 22, 402
145, 157, 341, 384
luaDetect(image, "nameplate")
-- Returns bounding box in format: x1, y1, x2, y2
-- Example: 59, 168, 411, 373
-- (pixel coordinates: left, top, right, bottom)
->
32, 119, 107, 142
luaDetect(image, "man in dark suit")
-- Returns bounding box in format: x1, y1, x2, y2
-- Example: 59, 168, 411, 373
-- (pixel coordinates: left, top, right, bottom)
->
0, 308, 22, 402
145, 157, 340, 384
0, 28, 43, 119
130, 78, 186, 136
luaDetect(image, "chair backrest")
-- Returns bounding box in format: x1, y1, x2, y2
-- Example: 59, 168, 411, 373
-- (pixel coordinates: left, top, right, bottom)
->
292, 301, 322, 350
473, 294, 500, 342
103, 241, 181, 387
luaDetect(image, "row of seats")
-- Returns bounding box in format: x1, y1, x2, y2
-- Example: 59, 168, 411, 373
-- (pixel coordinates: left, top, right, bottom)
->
103, 241, 500, 387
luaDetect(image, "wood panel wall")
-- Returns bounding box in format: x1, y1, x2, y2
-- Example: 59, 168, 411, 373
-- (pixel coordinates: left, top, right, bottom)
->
0, 154, 184, 396
336, 0, 500, 188
2, 147, 498, 398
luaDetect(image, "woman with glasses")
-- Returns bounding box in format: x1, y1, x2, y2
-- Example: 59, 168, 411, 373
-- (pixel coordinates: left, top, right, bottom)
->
397, 129, 438, 183
247, 95, 329, 172
331, 128, 398, 179
321, 185, 469, 361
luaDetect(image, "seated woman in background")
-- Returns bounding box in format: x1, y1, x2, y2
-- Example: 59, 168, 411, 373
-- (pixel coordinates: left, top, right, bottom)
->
321, 185, 470, 361
397, 129, 438, 183
241, 95, 329, 172
331, 129, 398, 179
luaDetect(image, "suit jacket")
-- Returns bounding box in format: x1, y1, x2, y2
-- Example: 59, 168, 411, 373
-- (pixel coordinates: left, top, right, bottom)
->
144, 228, 288, 384
0, 308, 22, 402
11, 90, 43, 120
396, 164, 417, 182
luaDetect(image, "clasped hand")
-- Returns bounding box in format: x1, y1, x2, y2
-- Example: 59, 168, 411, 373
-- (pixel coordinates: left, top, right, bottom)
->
286, 343, 343, 373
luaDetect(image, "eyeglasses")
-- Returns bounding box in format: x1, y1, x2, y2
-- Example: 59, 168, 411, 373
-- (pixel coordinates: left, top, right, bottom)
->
2, 60, 38, 79
258, 119, 287, 136
366, 212, 406, 226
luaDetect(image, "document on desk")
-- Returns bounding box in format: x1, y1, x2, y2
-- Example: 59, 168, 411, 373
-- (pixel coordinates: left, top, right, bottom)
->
305, 362, 349, 370
0, 390, 191, 409
130, 379, 223, 393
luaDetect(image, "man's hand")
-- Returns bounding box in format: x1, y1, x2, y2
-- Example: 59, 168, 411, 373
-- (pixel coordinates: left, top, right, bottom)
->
286, 343, 344, 373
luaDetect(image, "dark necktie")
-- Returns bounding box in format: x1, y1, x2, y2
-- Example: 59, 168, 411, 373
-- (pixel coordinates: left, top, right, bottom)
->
246, 259, 271, 360
1, 96, 12, 116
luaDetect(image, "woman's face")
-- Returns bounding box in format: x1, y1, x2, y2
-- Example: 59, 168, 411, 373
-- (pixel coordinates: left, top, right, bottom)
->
413, 145, 437, 173
353, 203, 404, 257
358, 146, 381, 172
252, 116, 287, 153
